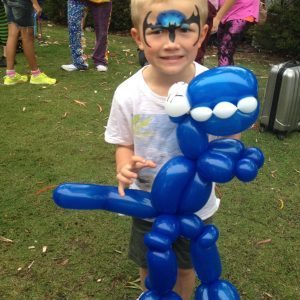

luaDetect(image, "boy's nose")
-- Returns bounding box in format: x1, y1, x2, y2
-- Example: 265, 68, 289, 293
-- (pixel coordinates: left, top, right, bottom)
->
163, 38, 180, 50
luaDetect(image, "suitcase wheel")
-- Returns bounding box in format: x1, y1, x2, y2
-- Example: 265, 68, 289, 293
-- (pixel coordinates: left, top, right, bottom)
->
259, 124, 266, 133
276, 132, 287, 140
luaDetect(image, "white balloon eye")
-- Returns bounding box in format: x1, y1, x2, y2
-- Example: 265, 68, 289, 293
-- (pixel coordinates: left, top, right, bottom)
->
165, 82, 190, 117
213, 101, 237, 119
191, 107, 213, 122
237, 96, 258, 113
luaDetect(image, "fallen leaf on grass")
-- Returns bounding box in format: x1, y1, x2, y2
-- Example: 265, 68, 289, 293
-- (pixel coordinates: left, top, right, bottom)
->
262, 292, 273, 299
42, 246, 48, 253
96, 278, 102, 283
28, 246, 35, 250
22, 107, 26, 112
256, 238, 272, 246
0, 236, 13, 243
295, 169, 300, 174
270, 170, 277, 178
278, 199, 284, 210
125, 278, 142, 291
97, 104, 103, 113
114, 249, 122, 254
74, 100, 87, 107
28, 261, 35, 269
58, 258, 69, 266
62, 112, 69, 118
35, 185, 57, 195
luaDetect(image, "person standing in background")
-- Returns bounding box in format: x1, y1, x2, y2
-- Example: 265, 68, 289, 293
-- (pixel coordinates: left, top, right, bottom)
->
3, 0, 56, 85
0, 1, 8, 67
212, 0, 259, 66
61, 0, 112, 72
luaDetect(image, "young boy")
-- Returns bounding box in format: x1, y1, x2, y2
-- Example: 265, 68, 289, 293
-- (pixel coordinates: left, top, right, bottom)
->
3, 0, 56, 85
105, 0, 239, 299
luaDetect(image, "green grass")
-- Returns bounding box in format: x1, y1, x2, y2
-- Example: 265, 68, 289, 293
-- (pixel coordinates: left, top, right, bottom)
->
1, 23, 299, 299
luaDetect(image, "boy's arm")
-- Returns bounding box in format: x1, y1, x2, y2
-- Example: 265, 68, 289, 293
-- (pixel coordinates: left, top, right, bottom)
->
31, 0, 42, 16
225, 133, 241, 140
116, 145, 156, 196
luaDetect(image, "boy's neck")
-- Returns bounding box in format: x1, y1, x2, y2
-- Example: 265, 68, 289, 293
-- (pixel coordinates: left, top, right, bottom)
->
142, 63, 196, 97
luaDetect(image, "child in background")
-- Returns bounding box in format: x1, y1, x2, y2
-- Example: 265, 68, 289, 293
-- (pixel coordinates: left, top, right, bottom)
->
3, 0, 56, 85
212, 0, 260, 66
105, 0, 240, 298
0, 1, 8, 67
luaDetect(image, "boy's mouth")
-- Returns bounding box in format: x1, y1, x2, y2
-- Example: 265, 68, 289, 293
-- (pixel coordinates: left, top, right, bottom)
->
160, 55, 184, 60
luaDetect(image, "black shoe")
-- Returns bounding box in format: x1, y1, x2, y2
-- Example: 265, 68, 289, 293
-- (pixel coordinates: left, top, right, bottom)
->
0, 56, 6, 67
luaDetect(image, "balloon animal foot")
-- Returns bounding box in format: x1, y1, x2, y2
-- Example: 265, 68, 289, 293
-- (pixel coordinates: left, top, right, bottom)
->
195, 280, 240, 300
139, 290, 181, 300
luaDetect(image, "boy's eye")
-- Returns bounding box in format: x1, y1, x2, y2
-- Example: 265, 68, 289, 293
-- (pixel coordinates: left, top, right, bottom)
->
151, 29, 163, 34
179, 27, 191, 33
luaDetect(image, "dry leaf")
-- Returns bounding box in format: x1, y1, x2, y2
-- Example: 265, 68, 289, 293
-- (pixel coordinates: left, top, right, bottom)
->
28, 261, 35, 269
0, 236, 13, 243
28, 246, 35, 249
62, 112, 69, 118
97, 278, 102, 283
256, 238, 272, 246
278, 199, 284, 210
57, 258, 69, 266
22, 107, 26, 112
35, 185, 57, 195
74, 100, 87, 107
114, 249, 122, 254
97, 104, 103, 113
295, 169, 300, 174
42, 246, 48, 253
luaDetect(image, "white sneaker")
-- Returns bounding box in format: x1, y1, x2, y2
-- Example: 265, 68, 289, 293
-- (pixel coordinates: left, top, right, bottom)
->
96, 65, 108, 72
61, 63, 88, 72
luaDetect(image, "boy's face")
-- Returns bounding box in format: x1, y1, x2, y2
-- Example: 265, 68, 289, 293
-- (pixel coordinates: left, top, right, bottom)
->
131, 0, 207, 76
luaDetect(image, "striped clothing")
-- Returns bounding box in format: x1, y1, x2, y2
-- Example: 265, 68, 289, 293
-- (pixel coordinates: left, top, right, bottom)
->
0, 2, 8, 45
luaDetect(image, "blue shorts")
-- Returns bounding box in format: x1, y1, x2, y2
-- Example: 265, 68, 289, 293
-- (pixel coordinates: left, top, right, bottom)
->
4, 0, 34, 27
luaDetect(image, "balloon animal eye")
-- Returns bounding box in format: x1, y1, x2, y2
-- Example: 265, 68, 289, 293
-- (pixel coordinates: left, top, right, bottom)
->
191, 107, 213, 122
237, 96, 258, 113
165, 82, 190, 117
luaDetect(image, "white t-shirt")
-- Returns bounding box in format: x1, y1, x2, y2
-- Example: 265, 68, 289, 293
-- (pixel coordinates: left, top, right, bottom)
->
105, 62, 220, 220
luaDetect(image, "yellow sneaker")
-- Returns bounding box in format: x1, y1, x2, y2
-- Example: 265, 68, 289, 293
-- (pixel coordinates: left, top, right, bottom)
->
4, 73, 28, 85
30, 72, 56, 85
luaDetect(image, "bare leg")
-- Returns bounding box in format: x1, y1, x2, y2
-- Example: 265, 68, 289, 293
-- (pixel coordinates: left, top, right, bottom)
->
139, 267, 148, 291
174, 268, 195, 300
20, 27, 38, 71
6, 23, 19, 70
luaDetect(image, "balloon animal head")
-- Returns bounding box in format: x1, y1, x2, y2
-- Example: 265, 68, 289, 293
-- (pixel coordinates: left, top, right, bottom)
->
165, 66, 259, 136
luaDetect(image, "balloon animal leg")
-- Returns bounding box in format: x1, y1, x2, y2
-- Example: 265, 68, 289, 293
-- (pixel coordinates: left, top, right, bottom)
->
138, 215, 182, 300
190, 222, 240, 300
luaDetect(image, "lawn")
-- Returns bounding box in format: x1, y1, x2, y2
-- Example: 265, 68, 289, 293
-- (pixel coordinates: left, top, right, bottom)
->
0, 22, 299, 300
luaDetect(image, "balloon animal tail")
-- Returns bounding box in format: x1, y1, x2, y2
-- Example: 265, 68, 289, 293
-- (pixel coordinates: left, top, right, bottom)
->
53, 183, 158, 219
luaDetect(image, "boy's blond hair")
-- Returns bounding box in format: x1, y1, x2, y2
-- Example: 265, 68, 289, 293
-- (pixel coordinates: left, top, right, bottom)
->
131, 0, 208, 28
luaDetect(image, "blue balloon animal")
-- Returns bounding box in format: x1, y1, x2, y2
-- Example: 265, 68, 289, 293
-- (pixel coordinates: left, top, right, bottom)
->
53, 67, 264, 300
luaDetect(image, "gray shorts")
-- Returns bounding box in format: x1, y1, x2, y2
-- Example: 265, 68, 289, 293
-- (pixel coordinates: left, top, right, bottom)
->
128, 216, 212, 269
4, 0, 34, 27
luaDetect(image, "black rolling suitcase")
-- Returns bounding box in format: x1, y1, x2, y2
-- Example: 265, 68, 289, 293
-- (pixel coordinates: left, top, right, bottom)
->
260, 61, 300, 139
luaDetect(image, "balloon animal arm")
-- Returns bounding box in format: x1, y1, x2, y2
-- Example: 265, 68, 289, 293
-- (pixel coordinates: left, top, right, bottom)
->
196, 139, 264, 184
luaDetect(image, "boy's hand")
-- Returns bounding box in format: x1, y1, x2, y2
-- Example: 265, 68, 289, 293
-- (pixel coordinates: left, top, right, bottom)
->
117, 156, 156, 196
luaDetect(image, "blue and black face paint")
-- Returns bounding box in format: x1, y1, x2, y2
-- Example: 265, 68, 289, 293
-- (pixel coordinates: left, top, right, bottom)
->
143, 6, 201, 47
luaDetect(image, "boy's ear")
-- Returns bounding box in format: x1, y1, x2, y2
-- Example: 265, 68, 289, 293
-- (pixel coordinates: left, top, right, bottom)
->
197, 24, 209, 48
131, 28, 145, 51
